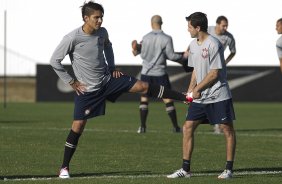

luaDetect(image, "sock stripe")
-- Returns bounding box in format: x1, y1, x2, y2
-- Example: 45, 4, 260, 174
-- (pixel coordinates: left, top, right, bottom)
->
139, 104, 148, 109
166, 106, 175, 112
65, 142, 76, 149
158, 86, 164, 98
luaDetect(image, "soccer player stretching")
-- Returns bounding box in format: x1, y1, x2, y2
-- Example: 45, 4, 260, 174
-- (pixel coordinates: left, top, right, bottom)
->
50, 1, 189, 179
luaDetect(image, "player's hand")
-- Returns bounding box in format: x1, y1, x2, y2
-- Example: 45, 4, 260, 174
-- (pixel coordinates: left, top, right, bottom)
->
112, 70, 124, 78
70, 80, 86, 95
183, 92, 191, 105
192, 90, 201, 99
132, 40, 142, 56
132, 40, 138, 56
183, 50, 189, 59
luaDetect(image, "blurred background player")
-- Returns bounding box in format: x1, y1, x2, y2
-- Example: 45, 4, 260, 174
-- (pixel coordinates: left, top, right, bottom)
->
50, 2, 190, 178
132, 15, 191, 133
208, 15, 236, 134
167, 12, 236, 179
276, 18, 282, 73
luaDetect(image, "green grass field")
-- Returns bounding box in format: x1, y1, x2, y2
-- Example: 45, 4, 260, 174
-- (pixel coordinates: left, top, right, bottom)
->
0, 102, 282, 184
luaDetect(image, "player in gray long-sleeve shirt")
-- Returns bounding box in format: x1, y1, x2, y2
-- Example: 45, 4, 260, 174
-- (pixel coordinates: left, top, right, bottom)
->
51, 1, 190, 179
131, 15, 191, 133
50, 26, 115, 92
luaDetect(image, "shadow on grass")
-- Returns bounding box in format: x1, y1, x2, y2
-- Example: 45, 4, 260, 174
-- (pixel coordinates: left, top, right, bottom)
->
0, 170, 153, 180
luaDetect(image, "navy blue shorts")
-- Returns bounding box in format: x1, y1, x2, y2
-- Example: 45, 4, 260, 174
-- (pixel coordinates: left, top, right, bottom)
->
141, 74, 171, 97
186, 99, 235, 124
73, 75, 137, 120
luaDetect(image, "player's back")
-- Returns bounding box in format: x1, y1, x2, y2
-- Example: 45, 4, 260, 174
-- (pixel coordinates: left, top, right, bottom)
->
140, 30, 171, 76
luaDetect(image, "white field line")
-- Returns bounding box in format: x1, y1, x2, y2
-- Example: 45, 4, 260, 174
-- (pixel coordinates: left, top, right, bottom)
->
2, 170, 282, 182
1, 126, 282, 138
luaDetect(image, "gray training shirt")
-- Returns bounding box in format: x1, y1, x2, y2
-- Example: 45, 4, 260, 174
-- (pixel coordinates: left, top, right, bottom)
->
50, 26, 115, 92
276, 35, 282, 58
208, 26, 236, 53
140, 30, 182, 76
188, 35, 232, 104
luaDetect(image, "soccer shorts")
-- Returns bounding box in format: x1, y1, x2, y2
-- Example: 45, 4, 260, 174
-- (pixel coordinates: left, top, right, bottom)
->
186, 98, 235, 124
141, 74, 171, 97
73, 75, 137, 120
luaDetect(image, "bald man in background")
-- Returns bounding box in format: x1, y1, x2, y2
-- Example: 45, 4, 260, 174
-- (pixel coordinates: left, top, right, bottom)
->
132, 15, 191, 133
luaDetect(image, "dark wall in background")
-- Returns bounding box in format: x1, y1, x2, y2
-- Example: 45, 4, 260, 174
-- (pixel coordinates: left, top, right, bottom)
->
37, 64, 282, 102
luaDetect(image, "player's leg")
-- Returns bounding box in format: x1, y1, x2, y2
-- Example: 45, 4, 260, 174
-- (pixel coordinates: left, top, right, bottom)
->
163, 98, 181, 132
182, 120, 201, 168
138, 95, 149, 133
167, 102, 205, 178
129, 80, 188, 102
59, 120, 87, 178
59, 89, 107, 179
206, 99, 236, 179
167, 120, 201, 178
218, 122, 236, 179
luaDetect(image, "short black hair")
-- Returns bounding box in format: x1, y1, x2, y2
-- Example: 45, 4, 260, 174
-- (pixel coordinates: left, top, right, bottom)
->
277, 18, 282, 24
81, 1, 104, 21
186, 12, 208, 32
216, 15, 228, 24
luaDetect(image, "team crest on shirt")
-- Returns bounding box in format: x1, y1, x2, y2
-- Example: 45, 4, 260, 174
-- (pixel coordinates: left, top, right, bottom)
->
201, 48, 209, 59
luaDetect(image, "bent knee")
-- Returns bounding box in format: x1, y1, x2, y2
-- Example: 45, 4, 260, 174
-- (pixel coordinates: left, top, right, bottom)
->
183, 121, 194, 133
130, 80, 149, 93
220, 123, 235, 134
72, 120, 87, 133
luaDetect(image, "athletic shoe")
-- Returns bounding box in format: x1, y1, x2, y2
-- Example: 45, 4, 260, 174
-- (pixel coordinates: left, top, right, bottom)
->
167, 168, 191, 178
173, 127, 182, 133
59, 167, 70, 179
213, 124, 222, 134
218, 169, 232, 179
137, 127, 146, 133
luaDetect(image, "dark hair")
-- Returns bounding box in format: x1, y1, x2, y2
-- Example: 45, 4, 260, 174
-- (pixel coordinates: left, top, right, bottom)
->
277, 18, 282, 24
216, 15, 228, 24
81, 1, 104, 20
186, 12, 208, 32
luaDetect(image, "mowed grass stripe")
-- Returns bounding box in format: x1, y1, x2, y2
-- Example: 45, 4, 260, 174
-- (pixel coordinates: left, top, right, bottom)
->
3, 170, 282, 181
1, 126, 281, 138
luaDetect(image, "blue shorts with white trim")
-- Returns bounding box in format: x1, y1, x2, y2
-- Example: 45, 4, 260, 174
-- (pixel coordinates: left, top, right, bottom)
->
140, 74, 171, 97
73, 75, 137, 120
186, 98, 235, 124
